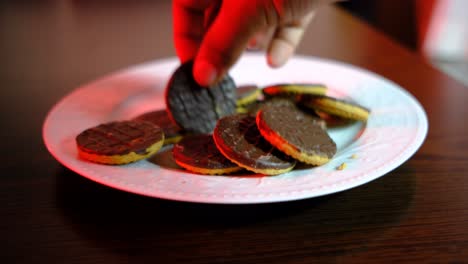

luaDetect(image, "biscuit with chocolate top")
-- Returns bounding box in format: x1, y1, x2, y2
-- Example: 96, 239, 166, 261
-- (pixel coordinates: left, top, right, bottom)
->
238, 97, 295, 115
213, 114, 296, 175
165, 61, 237, 134
173, 134, 242, 175
238, 98, 327, 130
133, 109, 183, 145
256, 104, 336, 166
236, 84, 262, 107
262, 83, 327, 98
299, 94, 370, 121
76, 120, 164, 165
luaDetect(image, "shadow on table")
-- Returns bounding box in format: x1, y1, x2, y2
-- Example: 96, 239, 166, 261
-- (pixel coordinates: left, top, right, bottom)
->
54, 165, 416, 261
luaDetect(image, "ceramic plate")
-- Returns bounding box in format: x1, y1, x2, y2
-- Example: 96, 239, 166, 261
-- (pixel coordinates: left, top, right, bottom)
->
43, 54, 428, 204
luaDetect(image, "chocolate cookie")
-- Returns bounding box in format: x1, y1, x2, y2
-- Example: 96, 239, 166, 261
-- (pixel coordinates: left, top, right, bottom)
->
236, 84, 262, 107
299, 94, 370, 121
133, 109, 183, 145
262, 83, 327, 98
165, 61, 237, 134
256, 103, 336, 166
76, 120, 164, 165
238, 97, 296, 115
172, 134, 242, 175
213, 114, 296, 175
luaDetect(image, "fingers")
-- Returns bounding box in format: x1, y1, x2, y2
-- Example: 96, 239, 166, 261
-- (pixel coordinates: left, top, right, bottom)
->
267, 11, 315, 67
248, 26, 276, 50
172, 0, 216, 62
267, 0, 339, 67
179, 0, 337, 86
193, 2, 265, 86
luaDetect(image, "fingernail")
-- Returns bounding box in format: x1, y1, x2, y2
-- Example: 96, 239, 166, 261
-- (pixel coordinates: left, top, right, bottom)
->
247, 38, 260, 50
268, 41, 293, 68
247, 42, 260, 51
194, 60, 218, 87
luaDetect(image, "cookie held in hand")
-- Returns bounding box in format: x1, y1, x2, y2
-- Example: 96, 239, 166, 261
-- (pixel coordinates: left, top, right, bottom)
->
165, 61, 237, 134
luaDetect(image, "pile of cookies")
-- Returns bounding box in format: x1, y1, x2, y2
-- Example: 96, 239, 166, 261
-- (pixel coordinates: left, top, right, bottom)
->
76, 61, 370, 176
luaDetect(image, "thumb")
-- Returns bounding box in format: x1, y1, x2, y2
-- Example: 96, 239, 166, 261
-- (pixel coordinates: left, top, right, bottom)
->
193, 3, 266, 86
268, 11, 315, 67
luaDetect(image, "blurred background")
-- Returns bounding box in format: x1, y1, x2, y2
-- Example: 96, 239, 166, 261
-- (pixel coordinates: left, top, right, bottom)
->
340, 0, 468, 86
1, 0, 466, 87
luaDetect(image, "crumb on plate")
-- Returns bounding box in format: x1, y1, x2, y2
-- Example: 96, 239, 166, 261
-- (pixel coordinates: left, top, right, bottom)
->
337, 162, 347, 170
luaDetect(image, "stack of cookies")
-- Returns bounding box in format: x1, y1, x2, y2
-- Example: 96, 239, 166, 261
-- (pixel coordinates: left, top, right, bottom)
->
75, 61, 370, 176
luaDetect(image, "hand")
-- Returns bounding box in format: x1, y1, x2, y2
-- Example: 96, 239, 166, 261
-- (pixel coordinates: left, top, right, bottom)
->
173, 0, 337, 86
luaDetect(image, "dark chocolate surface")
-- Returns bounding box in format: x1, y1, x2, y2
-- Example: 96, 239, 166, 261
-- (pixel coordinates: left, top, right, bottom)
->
258, 104, 336, 158
165, 61, 237, 134
133, 109, 182, 138
172, 134, 238, 170
76, 120, 164, 155
243, 97, 295, 115
213, 114, 295, 170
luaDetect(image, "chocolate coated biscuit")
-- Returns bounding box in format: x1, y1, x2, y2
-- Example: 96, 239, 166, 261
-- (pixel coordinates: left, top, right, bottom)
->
76, 120, 164, 164
236, 84, 262, 107
133, 109, 183, 145
213, 114, 296, 175
165, 61, 237, 134
173, 134, 242, 175
262, 83, 327, 98
299, 94, 370, 121
256, 103, 336, 165
238, 97, 296, 115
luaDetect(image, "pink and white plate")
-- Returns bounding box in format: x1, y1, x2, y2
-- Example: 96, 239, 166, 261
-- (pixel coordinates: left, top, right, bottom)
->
43, 54, 428, 204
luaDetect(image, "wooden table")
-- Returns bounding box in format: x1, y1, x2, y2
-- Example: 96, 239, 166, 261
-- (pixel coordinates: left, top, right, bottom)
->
2, 1, 468, 263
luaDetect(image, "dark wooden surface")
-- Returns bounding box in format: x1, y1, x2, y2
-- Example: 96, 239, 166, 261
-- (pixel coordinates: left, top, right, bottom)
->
2, 1, 468, 263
